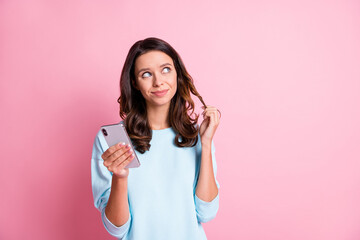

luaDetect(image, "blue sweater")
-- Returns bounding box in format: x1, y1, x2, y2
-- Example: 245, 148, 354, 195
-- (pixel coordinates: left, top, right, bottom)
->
91, 123, 220, 240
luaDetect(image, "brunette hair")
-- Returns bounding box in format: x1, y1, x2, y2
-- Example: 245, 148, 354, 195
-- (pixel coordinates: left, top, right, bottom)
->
117, 37, 206, 153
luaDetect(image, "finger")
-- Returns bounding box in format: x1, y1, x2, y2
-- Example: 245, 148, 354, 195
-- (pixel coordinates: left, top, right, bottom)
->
202, 107, 218, 115
203, 109, 217, 118
109, 149, 135, 172
202, 110, 206, 118
202, 113, 211, 124
212, 110, 220, 124
102, 142, 126, 159
117, 153, 135, 169
201, 116, 210, 127
209, 111, 217, 127
103, 144, 130, 167
207, 107, 217, 111
108, 147, 133, 168
210, 110, 220, 122
202, 106, 217, 111
204, 110, 218, 127
214, 109, 220, 122
202, 110, 211, 119
201, 108, 214, 118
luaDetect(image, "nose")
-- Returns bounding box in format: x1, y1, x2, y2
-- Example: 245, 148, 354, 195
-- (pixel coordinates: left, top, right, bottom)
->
152, 72, 164, 87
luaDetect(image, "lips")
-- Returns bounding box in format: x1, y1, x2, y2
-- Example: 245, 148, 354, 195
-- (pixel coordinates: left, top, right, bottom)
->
152, 89, 169, 97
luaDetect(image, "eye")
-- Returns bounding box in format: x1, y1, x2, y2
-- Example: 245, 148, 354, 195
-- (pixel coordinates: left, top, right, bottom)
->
142, 72, 151, 78
162, 67, 171, 73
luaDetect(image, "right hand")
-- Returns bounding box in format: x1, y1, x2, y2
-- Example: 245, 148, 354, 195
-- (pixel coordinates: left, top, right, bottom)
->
102, 142, 135, 178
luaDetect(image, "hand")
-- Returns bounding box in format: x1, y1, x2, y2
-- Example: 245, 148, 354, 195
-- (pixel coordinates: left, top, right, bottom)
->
101, 143, 135, 178
199, 105, 220, 144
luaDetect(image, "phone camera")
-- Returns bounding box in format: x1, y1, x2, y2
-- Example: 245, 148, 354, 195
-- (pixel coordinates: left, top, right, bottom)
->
102, 129, 108, 136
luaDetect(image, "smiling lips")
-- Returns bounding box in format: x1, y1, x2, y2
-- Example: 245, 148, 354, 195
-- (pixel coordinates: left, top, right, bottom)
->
152, 89, 169, 97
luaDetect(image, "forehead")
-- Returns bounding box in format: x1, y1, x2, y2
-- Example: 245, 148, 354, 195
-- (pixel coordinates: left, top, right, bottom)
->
135, 50, 174, 70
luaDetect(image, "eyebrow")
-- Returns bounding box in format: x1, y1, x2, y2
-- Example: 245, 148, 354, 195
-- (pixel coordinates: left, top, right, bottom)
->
137, 63, 173, 75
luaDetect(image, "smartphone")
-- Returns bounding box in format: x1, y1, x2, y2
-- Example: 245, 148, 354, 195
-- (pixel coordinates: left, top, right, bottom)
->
100, 122, 141, 168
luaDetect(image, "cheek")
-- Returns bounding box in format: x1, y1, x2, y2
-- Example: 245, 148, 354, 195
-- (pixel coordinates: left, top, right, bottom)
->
137, 80, 150, 92
170, 74, 177, 88
173, 79, 177, 91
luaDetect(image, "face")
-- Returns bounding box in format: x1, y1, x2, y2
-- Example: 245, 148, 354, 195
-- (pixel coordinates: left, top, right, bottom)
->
133, 50, 177, 109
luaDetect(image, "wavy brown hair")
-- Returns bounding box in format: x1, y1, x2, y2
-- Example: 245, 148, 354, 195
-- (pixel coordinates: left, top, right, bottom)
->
117, 37, 207, 154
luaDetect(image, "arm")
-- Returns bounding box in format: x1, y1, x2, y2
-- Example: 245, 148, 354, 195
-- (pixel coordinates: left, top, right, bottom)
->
91, 130, 132, 238
105, 175, 130, 227
194, 140, 220, 223
195, 141, 219, 201
194, 105, 221, 223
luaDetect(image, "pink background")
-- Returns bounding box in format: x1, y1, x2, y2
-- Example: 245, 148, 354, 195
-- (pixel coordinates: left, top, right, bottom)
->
1, 0, 360, 239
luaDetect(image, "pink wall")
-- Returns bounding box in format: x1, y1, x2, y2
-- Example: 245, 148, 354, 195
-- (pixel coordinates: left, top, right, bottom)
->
1, 0, 360, 239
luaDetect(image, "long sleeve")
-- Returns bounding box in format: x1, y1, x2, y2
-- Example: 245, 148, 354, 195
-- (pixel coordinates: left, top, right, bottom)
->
91, 130, 131, 238
91, 125, 220, 239
194, 140, 220, 223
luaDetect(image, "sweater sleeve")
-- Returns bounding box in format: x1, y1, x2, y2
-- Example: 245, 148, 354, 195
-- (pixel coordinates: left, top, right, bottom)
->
194, 140, 220, 223
91, 130, 131, 238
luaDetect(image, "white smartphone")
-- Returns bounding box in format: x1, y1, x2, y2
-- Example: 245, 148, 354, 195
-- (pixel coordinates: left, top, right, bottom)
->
100, 122, 141, 168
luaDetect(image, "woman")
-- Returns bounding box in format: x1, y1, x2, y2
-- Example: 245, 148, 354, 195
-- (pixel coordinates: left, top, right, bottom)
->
91, 37, 221, 240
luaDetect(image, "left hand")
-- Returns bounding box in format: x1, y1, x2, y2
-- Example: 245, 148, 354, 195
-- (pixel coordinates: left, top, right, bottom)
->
199, 105, 221, 144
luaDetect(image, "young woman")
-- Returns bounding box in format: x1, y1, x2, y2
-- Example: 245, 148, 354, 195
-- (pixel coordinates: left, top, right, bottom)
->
91, 37, 221, 240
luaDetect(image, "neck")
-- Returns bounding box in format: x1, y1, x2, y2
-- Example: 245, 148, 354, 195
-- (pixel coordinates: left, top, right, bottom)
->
146, 103, 171, 130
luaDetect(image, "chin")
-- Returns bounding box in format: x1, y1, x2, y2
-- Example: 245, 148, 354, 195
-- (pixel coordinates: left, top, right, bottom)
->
149, 98, 172, 107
